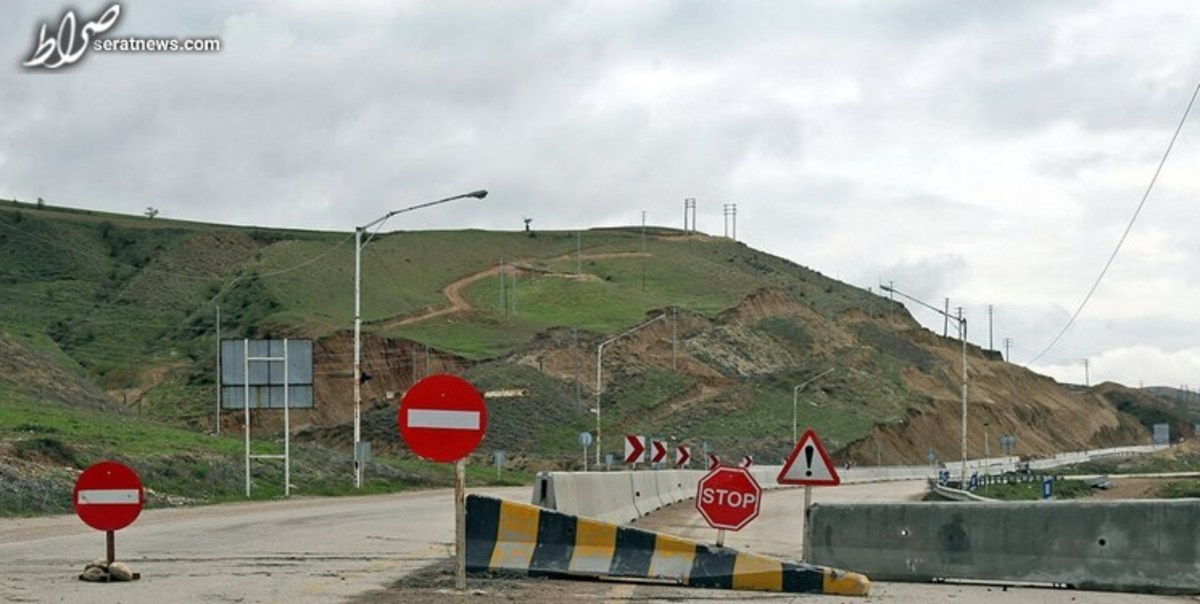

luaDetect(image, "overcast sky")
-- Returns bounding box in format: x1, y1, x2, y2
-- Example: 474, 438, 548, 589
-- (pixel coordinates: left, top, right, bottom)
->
3, 1, 1199, 389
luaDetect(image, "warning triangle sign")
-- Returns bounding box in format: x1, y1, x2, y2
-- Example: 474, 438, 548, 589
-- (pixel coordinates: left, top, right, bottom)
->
778, 429, 841, 486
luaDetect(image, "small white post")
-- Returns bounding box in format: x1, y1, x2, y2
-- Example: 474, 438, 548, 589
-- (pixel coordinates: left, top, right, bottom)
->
283, 339, 290, 498
243, 339, 250, 497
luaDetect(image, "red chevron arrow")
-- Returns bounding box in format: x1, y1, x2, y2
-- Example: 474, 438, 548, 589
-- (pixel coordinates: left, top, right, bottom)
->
675, 445, 691, 467
623, 434, 646, 464
651, 440, 667, 464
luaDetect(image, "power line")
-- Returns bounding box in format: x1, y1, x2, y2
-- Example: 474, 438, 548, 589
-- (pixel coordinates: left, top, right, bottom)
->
1027, 81, 1200, 366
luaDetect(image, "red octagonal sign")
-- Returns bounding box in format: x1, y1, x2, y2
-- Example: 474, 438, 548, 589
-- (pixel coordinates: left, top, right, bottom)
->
74, 461, 144, 532
399, 374, 488, 463
695, 466, 761, 531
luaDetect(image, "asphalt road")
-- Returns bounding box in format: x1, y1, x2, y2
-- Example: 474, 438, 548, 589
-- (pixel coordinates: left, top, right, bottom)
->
2, 481, 1194, 603
0, 486, 527, 604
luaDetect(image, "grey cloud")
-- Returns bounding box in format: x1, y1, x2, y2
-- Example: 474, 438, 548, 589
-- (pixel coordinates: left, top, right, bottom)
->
3, 1, 1200, 387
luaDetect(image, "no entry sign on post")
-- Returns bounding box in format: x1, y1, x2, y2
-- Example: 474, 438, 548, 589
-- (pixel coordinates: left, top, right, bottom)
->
74, 461, 144, 533
399, 374, 488, 463
397, 373, 489, 592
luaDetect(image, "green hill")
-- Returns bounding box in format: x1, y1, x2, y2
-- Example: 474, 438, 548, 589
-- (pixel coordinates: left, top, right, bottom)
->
0, 198, 1161, 514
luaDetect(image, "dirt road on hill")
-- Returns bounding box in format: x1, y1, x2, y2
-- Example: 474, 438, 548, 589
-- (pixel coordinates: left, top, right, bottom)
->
382, 251, 651, 328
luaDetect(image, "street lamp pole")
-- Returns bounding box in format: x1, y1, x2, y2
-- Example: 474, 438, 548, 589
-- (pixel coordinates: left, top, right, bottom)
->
793, 368, 835, 445
983, 421, 990, 465
881, 284, 969, 488
353, 189, 488, 488
595, 313, 667, 467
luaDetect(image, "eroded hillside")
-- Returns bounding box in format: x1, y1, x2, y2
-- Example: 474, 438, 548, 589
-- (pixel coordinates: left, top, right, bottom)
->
0, 200, 1171, 482
277, 288, 1151, 469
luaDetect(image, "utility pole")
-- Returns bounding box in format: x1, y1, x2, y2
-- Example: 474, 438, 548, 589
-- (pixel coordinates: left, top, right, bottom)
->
573, 328, 581, 411
671, 306, 678, 371
215, 304, 221, 436
683, 198, 696, 233
1003, 337, 1012, 362
640, 210, 647, 291
730, 203, 737, 241
720, 203, 738, 240
1084, 359, 1090, 387
957, 306, 964, 343
499, 258, 506, 317
640, 210, 647, 253
943, 298, 950, 337
988, 305, 994, 351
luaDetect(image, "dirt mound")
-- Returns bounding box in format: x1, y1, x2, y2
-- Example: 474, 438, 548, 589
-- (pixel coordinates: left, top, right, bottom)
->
0, 331, 119, 413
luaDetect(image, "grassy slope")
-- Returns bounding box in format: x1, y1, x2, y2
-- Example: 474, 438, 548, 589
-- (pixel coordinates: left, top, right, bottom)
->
0, 201, 930, 480
0, 376, 532, 516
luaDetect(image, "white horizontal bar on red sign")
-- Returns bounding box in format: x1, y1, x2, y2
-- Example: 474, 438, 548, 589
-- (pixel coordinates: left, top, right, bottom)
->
408, 409, 481, 430
77, 489, 139, 505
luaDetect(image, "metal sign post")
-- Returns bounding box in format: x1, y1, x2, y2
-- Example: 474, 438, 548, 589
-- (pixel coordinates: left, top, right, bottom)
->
398, 374, 488, 593
242, 339, 292, 497
802, 486, 813, 561
579, 432, 593, 471
455, 458, 467, 590
223, 339, 312, 498
74, 461, 144, 578
778, 429, 841, 563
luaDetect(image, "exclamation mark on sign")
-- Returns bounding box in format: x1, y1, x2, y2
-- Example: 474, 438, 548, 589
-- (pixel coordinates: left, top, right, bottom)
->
804, 445, 814, 477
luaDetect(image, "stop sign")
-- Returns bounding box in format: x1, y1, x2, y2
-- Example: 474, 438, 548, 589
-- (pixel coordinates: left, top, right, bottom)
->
399, 374, 488, 463
695, 466, 761, 531
73, 461, 144, 532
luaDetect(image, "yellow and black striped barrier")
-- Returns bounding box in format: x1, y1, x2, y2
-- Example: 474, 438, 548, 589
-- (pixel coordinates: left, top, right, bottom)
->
465, 494, 869, 596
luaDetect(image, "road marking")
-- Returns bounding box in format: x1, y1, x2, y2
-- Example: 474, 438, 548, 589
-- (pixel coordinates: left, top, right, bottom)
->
77, 489, 138, 504
408, 409, 480, 430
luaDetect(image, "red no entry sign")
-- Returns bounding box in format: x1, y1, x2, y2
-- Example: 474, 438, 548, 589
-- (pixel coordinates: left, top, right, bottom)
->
74, 461, 144, 532
695, 466, 761, 531
399, 374, 488, 463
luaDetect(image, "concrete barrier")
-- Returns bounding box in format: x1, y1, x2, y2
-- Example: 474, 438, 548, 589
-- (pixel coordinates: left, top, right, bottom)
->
808, 499, 1200, 595
654, 471, 689, 507
534, 445, 1168, 528
630, 471, 664, 517
467, 494, 870, 595
595, 473, 644, 524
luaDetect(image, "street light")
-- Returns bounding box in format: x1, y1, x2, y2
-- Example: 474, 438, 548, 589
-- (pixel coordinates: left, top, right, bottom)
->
595, 313, 667, 467
793, 368, 835, 445
983, 421, 990, 465
353, 189, 488, 488
880, 284, 969, 488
